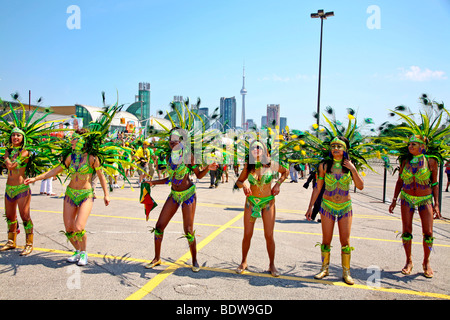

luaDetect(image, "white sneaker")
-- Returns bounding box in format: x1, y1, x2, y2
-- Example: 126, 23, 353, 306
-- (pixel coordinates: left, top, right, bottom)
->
77, 251, 88, 266
67, 250, 80, 263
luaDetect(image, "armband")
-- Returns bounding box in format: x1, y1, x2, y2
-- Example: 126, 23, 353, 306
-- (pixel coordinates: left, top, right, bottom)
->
94, 166, 102, 171
276, 180, 282, 185
431, 181, 438, 187
318, 176, 324, 180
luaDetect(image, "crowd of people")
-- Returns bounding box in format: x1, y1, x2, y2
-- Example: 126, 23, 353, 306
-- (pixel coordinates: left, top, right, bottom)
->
1, 94, 449, 285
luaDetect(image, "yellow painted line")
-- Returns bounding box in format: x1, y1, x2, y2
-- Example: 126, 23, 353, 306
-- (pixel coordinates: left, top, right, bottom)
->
125, 211, 244, 300
157, 262, 450, 300
14, 245, 449, 300
14, 246, 153, 264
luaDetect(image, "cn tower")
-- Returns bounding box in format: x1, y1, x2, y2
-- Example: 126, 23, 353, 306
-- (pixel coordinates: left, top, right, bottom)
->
240, 64, 247, 129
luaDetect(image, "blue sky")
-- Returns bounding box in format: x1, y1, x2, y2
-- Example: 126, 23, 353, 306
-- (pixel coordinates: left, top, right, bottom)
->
1, 0, 449, 132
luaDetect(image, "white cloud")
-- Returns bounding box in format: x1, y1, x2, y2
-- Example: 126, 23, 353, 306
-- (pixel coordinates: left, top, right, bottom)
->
399, 66, 447, 81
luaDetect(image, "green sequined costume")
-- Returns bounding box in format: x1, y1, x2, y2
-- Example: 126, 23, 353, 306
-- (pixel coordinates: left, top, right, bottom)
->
246, 195, 275, 220
399, 190, 433, 210
168, 184, 196, 207
64, 186, 95, 207
5, 183, 31, 201
320, 199, 352, 221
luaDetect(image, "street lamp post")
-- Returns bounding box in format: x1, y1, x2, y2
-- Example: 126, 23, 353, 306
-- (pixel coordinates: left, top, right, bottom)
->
311, 9, 334, 134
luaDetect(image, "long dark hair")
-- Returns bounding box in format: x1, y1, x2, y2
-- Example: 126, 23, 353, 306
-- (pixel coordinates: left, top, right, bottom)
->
75, 128, 88, 135
247, 140, 271, 173
324, 136, 350, 174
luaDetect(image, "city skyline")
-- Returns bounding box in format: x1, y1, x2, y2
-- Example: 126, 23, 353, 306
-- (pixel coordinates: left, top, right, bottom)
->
1, 1, 449, 132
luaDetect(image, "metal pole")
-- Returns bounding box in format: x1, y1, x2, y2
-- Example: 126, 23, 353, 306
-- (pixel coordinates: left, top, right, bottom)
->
439, 161, 443, 214
383, 165, 387, 203
316, 18, 323, 136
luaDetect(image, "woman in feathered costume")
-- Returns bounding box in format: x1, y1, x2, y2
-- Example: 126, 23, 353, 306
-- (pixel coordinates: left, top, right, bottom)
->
24, 93, 132, 266
234, 136, 288, 277
0, 96, 62, 255
143, 98, 219, 272
385, 95, 448, 278
302, 108, 372, 285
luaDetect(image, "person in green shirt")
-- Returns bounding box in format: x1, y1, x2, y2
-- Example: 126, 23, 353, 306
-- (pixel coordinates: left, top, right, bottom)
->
156, 148, 167, 179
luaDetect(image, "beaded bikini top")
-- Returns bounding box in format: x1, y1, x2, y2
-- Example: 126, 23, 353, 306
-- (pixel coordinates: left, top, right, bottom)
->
400, 155, 430, 187
324, 172, 352, 192
9, 147, 27, 169
66, 153, 94, 181
248, 170, 277, 188
166, 153, 193, 185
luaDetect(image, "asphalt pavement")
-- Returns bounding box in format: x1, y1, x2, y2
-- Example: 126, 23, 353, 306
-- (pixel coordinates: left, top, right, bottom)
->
1, 170, 449, 305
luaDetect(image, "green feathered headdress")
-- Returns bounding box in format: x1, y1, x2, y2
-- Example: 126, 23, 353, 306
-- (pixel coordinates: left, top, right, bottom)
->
0, 96, 70, 177
49, 92, 143, 188
375, 94, 450, 164
296, 107, 378, 173
150, 97, 223, 166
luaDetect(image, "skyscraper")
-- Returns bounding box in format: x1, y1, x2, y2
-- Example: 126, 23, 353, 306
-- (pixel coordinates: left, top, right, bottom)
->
280, 117, 287, 131
261, 116, 267, 128
220, 97, 237, 130
267, 104, 280, 128
240, 65, 247, 129
138, 82, 150, 120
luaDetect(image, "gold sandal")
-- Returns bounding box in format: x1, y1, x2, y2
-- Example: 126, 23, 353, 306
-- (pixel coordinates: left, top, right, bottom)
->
145, 259, 161, 269
423, 263, 433, 278
401, 262, 414, 275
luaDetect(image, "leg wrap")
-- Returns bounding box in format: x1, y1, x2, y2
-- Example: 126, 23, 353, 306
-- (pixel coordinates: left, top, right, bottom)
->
5, 218, 18, 227
315, 242, 331, 252
23, 220, 33, 234
341, 245, 354, 254
401, 232, 413, 242
151, 227, 164, 241
423, 234, 434, 251
62, 231, 75, 241
4, 216, 19, 232
73, 230, 86, 241
180, 231, 196, 244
